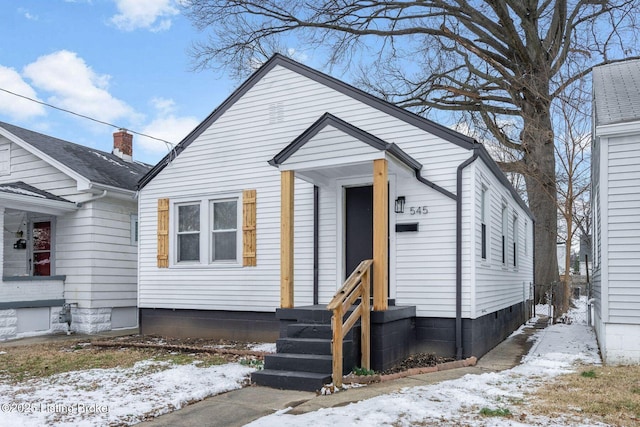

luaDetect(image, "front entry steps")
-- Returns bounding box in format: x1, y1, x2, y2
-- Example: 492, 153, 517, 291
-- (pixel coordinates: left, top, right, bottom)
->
251, 306, 359, 392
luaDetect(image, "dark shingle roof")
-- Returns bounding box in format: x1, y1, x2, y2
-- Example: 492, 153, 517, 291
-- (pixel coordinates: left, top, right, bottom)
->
593, 59, 640, 127
0, 181, 72, 202
0, 121, 151, 191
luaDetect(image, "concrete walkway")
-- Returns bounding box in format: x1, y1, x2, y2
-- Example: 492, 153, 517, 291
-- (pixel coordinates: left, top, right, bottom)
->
139, 317, 548, 427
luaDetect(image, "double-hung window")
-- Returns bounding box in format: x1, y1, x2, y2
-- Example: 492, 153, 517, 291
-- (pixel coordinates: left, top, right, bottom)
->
210, 199, 237, 262
174, 197, 240, 265
177, 203, 201, 262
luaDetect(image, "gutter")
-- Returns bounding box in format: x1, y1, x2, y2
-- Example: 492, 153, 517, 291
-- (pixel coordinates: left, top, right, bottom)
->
76, 190, 108, 207
455, 146, 480, 360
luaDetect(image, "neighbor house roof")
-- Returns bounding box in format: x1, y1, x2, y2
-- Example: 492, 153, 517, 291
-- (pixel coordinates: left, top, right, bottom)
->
593, 59, 640, 127
0, 181, 72, 202
0, 121, 151, 192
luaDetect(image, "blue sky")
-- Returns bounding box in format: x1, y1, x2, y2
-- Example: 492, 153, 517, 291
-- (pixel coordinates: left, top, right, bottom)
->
0, 0, 240, 164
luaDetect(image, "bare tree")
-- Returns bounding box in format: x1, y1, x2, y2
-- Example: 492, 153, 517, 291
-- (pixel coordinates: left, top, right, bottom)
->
183, 0, 640, 289
555, 77, 591, 313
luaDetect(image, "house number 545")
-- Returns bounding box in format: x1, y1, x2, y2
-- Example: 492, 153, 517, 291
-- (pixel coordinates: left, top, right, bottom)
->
409, 206, 428, 215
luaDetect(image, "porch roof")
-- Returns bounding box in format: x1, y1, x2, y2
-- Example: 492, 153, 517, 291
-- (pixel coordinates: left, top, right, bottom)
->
0, 181, 77, 215
268, 113, 423, 182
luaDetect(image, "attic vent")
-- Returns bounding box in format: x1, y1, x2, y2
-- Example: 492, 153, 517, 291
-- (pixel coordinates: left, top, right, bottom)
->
269, 102, 284, 124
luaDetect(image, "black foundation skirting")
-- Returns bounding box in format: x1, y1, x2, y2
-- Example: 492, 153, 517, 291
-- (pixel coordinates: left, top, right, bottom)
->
139, 308, 279, 342
140, 302, 526, 365
415, 302, 527, 359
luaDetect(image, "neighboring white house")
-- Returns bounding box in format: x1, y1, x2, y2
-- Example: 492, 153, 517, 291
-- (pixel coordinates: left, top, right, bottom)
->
138, 54, 534, 358
592, 59, 640, 364
0, 123, 150, 340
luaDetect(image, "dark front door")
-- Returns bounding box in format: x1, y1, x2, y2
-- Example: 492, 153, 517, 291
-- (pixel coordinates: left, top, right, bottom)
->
345, 185, 373, 279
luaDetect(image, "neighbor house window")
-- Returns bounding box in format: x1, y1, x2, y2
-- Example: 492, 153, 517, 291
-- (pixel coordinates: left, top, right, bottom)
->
501, 201, 507, 265
177, 203, 200, 262
480, 185, 488, 260
130, 214, 138, 245
210, 199, 237, 262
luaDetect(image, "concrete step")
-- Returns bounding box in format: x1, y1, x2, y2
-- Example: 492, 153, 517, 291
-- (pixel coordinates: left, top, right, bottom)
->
264, 353, 335, 374
251, 369, 331, 392
287, 323, 333, 339
276, 337, 353, 355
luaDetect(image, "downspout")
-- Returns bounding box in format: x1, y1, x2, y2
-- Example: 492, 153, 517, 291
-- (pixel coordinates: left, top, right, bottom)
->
76, 190, 108, 207
455, 146, 480, 360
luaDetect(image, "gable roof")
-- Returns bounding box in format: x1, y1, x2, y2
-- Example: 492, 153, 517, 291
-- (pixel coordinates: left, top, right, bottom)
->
136, 54, 531, 218
0, 121, 151, 192
269, 112, 422, 169
593, 59, 640, 126
137, 53, 475, 189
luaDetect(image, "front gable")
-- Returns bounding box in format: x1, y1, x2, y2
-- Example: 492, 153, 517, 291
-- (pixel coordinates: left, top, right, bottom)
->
0, 126, 90, 192
138, 54, 475, 190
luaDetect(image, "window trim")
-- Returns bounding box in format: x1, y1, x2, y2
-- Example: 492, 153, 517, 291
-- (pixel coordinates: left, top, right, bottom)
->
170, 194, 242, 268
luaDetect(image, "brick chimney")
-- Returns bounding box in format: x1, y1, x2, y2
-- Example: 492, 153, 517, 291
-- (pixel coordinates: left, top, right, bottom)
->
113, 129, 133, 162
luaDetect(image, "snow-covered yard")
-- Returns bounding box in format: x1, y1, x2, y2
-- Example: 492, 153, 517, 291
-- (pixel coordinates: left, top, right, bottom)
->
249, 299, 604, 427
0, 300, 606, 427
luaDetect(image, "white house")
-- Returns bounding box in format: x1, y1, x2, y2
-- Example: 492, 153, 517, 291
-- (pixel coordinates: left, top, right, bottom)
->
592, 59, 640, 364
137, 54, 534, 389
0, 123, 150, 340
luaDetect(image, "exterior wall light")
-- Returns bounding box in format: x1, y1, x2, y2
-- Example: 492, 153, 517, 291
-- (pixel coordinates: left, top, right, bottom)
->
394, 196, 406, 214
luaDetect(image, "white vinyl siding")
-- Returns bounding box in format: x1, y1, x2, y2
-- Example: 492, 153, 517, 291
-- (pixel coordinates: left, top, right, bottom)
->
137, 63, 531, 319
138, 64, 468, 314
605, 134, 640, 324
0, 143, 9, 175
474, 161, 533, 317
56, 198, 139, 308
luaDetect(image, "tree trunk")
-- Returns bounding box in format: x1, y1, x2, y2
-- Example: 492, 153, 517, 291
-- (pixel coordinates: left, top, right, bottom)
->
521, 97, 560, 307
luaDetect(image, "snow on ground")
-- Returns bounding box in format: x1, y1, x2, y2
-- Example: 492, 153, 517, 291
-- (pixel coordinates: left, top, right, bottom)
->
0, 360, 255, 426
248, 313, 602, 426
248, 342, 277, 353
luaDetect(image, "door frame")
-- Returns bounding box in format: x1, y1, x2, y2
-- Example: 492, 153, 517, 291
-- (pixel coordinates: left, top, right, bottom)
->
335, 174, 397, 299
27, 214, 56, 277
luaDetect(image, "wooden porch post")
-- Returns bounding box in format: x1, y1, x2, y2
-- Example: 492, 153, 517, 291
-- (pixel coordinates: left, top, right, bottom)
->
373, 159, 388, 311
281, 170, 295, 308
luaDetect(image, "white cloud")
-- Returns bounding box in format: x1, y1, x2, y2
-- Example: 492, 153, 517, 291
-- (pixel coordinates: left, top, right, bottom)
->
0, 65, 46, 121
22, 50, 138, 124
138, 114, 199, 154
110, 0, 179, 32
18, 8, 39, 21
135, 97, 198, 155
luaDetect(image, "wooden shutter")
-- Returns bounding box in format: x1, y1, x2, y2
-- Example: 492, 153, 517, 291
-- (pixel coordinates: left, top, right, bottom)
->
157, 198, 169, 268
243, 189, 257, 266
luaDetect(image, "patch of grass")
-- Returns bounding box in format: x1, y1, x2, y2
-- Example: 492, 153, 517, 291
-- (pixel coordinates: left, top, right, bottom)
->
239, 358, 264, 370
352, 366, 376, 376
479, 407, 512, 417
580, 369, 597, 378
530, 365, 640, 426
0, 341, 230, 382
